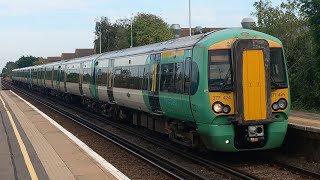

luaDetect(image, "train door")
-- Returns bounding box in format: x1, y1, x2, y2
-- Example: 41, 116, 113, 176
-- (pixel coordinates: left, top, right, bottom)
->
79, 63, 83, 95
35, 68, 39, 85
43, 67, 46, 87
41, 67, 45, 86
28, 69, 31, 87
181, 50, 194, 121
43, 67, 46, 86
64, 65, 67, 92
50, 66, 54, 88
60, 65, 67, 92
37, 68, 40, 86
58, 65, 64, 92
233, 39, 272, 123
89, 60, 99, 100
40, 68, 42, 86
107, 59, 115, 103
32, 69, 37, 85
148, 54, 162, 113
55, 66, 60, 91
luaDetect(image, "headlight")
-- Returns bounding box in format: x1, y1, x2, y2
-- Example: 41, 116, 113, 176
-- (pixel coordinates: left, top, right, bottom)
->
212, 102, 231, 114
278, 98, 287, 109
248, 125, 264, 137
272, 103, 279, 111
212, 102, 223, 113
223, 105, 231, 113
248, 126, 257, 135
272, 98, 288, 111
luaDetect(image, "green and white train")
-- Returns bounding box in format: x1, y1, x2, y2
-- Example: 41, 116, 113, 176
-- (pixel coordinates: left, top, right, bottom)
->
12, 28, 290, 152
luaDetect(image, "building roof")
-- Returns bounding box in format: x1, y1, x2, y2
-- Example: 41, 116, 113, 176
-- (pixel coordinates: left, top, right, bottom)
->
32, 57, 61, 65
61, 53, 76, 60
75, 49, 94, 58
47, 57, 62, 61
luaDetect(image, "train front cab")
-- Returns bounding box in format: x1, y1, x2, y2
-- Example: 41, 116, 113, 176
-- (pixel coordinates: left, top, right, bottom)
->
196, 31, 290, 152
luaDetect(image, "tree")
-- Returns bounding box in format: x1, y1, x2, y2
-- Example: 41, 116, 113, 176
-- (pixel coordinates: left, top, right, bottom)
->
16, 55, 38, 68
93, 13, 173, 53
33, 57, 46, 65
94, 17, 131, 53
132, 13, 173, 46
252, 0, 319, 110
1, 56, 38, 78
300, 0, 320, 84
300, 0, 320, 50
114, 18, 131, 50
252, 0, 307, 70
94, 17, 114, 53
1, 61, 16, 78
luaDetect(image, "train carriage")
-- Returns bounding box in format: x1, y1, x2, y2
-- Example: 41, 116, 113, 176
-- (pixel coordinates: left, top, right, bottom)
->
12, 28, 290, 152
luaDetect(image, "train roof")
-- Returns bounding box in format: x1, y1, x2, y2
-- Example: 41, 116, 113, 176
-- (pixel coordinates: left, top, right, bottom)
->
13, 29, 222, 71
97, 30, 216, 60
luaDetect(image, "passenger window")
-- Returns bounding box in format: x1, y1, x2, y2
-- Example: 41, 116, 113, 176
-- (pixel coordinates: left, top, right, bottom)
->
121, 67, 130, 88
150, 54, 156, 64
45, 67, 52, 81
114, 68, 122, 88
128, 66, 140, 89
67, 68, 79, 83
142, 66, 148, 90
139, 65, 145, 90
156, 54, 161, 63
53, 69, 58, 81
96, 68, 108, 86
60, 69, 65, 82
175, 63, 184, 93
83, 68, 91, 84
184, 57, 191, 94
190, 62, 199, 95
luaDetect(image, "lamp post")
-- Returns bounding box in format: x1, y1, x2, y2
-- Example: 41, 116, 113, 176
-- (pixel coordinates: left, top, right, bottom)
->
189, 0, 191, 36
130, 16, 133, 48
99, 29, 102, 54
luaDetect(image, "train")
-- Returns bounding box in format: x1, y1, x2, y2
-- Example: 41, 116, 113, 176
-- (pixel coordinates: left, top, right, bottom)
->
12, 28, 290, 152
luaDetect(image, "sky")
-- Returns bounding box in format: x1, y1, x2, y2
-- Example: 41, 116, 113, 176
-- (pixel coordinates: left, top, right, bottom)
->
0, 0, 283, 72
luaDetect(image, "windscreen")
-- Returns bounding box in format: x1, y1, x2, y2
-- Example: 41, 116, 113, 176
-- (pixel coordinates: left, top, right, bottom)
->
270, 48, 288, 88
208, 49, 232, 92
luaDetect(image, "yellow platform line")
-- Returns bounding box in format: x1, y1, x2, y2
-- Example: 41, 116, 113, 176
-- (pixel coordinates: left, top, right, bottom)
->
0, 95, 38, 180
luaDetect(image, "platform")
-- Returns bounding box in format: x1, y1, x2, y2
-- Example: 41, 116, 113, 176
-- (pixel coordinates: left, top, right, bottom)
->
289, 111, 320, 133
0, 90, 129, 180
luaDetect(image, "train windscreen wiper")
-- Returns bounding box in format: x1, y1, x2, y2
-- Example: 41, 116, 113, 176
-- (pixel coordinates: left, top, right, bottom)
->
219, 68, 231, 92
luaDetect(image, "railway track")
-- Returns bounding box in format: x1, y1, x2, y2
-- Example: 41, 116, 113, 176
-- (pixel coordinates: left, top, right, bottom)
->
4, 80, 320, 179
269, 159, 320, 179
